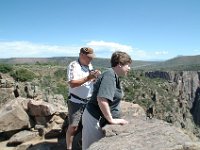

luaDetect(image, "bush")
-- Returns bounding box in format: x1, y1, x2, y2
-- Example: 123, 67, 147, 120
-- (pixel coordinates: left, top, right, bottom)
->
53, 83, 68, 100
0, 64, 13, 73
54, 69, 66, 80
10, 68, 36, 82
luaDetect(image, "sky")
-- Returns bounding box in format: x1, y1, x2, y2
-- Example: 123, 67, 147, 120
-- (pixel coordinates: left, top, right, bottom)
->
0, 0, 199, 61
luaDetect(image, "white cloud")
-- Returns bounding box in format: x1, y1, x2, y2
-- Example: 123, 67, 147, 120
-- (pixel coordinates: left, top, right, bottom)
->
1, 40, 136, 59
155, 50, 168, 55
129, 49, 170, 61
86, 40, 133, 53
0, 41, 80, 58
0, 40, 170, 60
85, 40, 170, 60
85, 40, 137, 59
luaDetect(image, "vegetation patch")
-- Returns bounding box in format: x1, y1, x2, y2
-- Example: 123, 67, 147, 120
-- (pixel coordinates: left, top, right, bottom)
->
0, 64, 13, 73
10, 68, 37, 82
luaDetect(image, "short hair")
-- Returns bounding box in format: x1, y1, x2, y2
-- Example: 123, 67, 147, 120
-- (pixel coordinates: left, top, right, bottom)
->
110, 51, 132, 67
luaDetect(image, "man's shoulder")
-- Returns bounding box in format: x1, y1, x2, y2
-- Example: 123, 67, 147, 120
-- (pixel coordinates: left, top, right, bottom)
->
68, 60, 79, 67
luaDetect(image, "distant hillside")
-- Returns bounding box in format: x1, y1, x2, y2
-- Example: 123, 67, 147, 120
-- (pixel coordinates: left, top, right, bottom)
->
161, 55, 200, 66
0, 57, 157, 69
135, 55, 200, 71
2, 55, 200, 70
0, 58, 50, 64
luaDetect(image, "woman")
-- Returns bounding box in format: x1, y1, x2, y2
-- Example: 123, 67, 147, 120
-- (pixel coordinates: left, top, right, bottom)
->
82, 51, 132, 150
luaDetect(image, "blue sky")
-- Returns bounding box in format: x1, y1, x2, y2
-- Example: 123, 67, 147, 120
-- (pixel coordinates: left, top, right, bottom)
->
0, 0, 199, 61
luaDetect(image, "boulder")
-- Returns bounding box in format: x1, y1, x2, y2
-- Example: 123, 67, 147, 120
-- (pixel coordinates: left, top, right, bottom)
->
0, 99, 31, 132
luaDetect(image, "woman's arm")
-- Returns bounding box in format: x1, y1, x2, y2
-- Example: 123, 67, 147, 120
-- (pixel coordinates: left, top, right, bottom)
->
97, 97, 128, 125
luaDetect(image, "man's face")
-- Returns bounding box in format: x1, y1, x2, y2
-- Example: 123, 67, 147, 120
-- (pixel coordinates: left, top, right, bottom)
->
81, 53, 93, 65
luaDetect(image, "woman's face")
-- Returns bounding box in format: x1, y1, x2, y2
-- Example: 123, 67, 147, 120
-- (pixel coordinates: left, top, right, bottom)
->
119, 63, 131, 76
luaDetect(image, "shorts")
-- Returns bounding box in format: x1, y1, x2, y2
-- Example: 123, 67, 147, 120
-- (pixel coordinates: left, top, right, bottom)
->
67, 100, 86, 126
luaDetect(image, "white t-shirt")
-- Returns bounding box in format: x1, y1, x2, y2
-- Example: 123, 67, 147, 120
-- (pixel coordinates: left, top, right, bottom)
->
67, 60, 94, 104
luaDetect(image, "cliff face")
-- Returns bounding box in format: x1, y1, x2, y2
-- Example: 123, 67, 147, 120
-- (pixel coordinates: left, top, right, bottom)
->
145, 71, 200, 107
144, 71, 200, 132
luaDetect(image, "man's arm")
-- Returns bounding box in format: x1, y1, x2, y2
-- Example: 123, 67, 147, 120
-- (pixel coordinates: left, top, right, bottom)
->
68, 76, 92, 88
69, 70, 101, 88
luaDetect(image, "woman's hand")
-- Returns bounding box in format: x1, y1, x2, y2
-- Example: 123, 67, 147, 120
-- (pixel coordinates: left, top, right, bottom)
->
97, 97, 128, 126
111, 118, 129, 125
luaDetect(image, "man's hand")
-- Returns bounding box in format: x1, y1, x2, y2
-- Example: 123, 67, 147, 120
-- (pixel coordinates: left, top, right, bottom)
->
91, 70, 101, 78
88, 70, 101, 80
69, 70, 101, 88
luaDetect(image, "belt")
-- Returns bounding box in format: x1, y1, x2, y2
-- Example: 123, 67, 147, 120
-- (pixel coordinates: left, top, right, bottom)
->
70, 93, 91, 103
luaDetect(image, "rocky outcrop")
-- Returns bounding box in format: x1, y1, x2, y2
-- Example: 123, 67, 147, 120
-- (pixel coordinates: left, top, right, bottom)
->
87, 102, 200, 150
0, 95, 68, 150
89, 116, 200, 150
0, 72, 69, 149
191, 87, 200, 125
0, 98, 32, 132
0, 73, 15, 88
7, 130, 39, 146
145, 71, 173, 81
0, 99, 200, 150
0, 73, 16, 107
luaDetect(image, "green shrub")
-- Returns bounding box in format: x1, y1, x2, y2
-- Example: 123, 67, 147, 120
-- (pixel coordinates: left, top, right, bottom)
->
53, 83, 68, 100
0, 64, 13, 73
10, 68, 36, 82
41, 75, 52, 88
54, 69, 66, 80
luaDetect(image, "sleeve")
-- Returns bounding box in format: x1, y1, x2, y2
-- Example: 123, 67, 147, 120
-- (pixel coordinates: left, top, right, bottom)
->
67, 62, 81, 81
97, 74, 116, 102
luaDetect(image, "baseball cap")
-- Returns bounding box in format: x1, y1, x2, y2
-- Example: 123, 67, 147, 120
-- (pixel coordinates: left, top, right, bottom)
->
80, 47, 95, 58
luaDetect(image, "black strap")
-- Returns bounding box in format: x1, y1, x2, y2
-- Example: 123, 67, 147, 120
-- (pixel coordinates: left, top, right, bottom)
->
70, 93, 90, 103
78, 59, 94, 72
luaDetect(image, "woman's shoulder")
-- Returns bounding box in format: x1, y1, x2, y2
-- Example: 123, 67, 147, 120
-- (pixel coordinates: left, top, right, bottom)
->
102, 68, 115, 77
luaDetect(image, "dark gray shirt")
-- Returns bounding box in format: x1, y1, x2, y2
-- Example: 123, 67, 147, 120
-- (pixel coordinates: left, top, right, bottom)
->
87, 68, 123, 120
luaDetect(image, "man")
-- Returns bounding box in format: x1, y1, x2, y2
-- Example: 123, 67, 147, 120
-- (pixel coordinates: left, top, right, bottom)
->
66, 47, 101, 150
